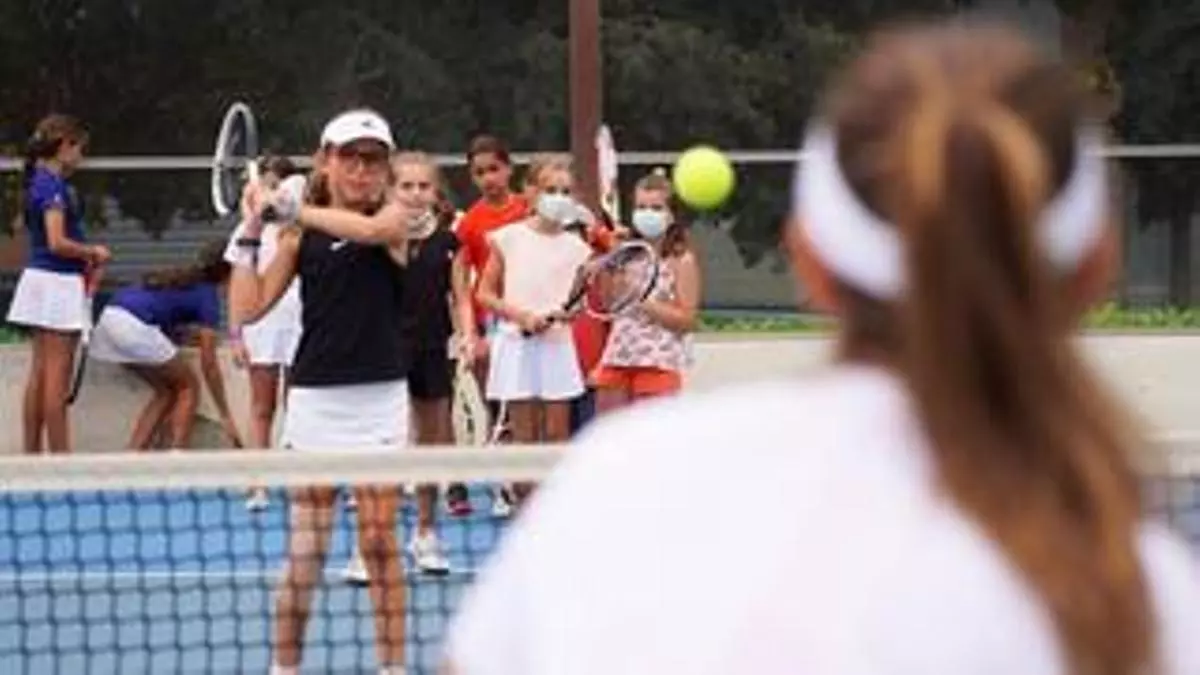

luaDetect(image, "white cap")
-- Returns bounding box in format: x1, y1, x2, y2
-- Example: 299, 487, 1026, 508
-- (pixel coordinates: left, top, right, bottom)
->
320, 109, 395, 150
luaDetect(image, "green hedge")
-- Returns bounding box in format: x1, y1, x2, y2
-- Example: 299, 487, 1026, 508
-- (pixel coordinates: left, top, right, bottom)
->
700, 304, 1200, 334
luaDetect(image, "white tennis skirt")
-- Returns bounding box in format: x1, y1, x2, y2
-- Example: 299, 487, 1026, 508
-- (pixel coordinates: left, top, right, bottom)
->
6, 268, 88, 333
88, 306, 178, 365
243, 322, 300, 366
244, 284, 301, 366
486, 324, 583, 402
282, 380, 410, 451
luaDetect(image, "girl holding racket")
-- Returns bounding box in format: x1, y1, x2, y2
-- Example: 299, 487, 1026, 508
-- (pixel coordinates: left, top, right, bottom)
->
591, 169, 699, 413
447, 22, 1200, 675
8, 114, 110, 454
476, 154, 592, 504
88, 242, 241, 450
230, 108, 412, 675
394, 151, 472, 573
224, 154, 303, 510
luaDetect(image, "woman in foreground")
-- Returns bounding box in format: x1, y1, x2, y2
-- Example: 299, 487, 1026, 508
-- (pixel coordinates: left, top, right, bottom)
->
230, 108, 412, 675
445, 22, 1200, 675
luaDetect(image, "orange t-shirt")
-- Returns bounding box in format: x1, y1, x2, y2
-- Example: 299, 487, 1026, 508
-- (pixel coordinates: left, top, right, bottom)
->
455, 194, 529, 329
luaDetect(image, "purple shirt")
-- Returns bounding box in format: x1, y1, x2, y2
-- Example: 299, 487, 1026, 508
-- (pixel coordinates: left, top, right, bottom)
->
25, 167, 87, 274
111, 283, 221, 333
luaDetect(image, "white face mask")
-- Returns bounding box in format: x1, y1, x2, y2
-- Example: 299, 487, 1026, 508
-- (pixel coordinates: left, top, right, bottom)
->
536, 193, 574, 224
632, 208, 669, 239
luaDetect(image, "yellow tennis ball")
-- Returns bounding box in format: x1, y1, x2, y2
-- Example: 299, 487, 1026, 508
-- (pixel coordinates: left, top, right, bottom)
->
672, 145, 735, 210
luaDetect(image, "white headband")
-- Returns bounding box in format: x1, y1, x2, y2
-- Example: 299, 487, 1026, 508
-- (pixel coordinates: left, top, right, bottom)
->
792, 123, 1108, 299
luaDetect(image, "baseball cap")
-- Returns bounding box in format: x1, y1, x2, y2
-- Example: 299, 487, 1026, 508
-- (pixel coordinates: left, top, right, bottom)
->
320, 109, 395, 150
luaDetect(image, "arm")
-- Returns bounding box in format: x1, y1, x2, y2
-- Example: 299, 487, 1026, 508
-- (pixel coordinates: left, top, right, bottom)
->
195, 327, 233, 419
450, 249, 476, 339
640, 252, 700, 333
475, 248, 533, 325
229, 229, 300, 327
45, 208, 104, 263
195, 326, 243, 447
295, 201, 408, 246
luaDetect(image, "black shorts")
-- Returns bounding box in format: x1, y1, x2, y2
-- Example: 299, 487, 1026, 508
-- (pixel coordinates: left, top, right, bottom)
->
408, 348, 453, 401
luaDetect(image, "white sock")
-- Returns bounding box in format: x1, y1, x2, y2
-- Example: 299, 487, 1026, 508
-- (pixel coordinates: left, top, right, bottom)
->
270, 664, 298, 675
379, 666, 406, 675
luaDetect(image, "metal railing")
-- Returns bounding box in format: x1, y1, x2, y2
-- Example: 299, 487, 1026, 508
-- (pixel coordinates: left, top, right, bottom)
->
2, 144, 1200, 172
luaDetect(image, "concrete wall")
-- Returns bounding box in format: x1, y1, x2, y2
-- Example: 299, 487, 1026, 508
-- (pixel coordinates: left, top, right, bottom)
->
2, 334, 1200, 453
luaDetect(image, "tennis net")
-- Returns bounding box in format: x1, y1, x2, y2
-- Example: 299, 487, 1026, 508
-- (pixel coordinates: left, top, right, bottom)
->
0, 446, 558, 675
2, 438, 1200, 675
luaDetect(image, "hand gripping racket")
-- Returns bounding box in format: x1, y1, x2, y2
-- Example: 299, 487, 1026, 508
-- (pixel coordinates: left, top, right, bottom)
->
522, 239, 660, 337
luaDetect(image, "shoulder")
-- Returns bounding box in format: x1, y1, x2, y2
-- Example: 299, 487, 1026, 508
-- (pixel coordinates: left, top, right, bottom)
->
28, 170, 66, 204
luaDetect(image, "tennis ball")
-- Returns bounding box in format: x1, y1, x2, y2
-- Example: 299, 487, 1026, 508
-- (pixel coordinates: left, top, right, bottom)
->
672, 145, 735, 210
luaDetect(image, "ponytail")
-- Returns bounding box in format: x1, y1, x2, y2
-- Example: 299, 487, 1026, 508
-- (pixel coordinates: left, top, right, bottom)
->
895, 104, 1152, 675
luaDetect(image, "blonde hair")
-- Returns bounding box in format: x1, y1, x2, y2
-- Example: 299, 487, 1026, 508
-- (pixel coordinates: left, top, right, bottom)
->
524, 152, 573, 189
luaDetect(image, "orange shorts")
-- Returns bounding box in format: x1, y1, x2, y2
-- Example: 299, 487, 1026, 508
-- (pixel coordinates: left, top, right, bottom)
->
590, 365, 682, 397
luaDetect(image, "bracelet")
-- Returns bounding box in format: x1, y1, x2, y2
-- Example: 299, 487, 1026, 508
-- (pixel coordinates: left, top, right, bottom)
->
227, 325, 243, 342
236, 237, 262, 249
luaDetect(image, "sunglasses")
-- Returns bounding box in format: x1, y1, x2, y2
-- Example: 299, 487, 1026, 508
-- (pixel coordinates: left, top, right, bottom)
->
332, 144, 390, 168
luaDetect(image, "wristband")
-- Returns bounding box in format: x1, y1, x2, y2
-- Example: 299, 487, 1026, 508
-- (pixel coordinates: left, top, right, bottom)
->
227, 324, 244, 342
236, 237, 262, 249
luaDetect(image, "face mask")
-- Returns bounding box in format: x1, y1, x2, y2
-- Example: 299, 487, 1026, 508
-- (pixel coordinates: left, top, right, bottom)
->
632, 208, 668, 239
536, 193, 574, 224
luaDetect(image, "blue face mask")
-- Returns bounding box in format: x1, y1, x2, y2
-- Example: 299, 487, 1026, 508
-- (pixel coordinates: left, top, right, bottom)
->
631, 208, 668, 239
536, 193, 574, 224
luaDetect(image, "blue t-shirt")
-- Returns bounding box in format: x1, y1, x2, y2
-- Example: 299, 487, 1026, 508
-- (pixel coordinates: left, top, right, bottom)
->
25, 167, 87, 274
111, 283, 221, 334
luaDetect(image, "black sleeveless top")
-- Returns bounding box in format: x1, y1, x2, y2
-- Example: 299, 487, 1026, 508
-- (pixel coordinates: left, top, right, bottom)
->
289, 229, 410, 387
402, 227, 459, 351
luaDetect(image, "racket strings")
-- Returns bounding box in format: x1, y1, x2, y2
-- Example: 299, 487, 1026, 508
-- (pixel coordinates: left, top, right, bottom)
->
585, 247, 658, 317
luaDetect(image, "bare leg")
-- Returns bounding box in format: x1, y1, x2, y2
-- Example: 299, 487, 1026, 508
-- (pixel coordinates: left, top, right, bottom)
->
413, 397, 452, 532
21, 331, 48, 455
157, 357, 200, 449
508, 400, 539, 505
40, 329, 78, 453
356, 485, 405, 670
595, 387, 631, 416
248, 366, 281, 448
273, 486, 336, 670
125, 365, 178, 451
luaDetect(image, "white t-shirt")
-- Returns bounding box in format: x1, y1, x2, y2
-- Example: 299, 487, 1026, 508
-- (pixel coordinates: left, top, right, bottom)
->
224, 221, 301, 337
447, 365, 1200, 675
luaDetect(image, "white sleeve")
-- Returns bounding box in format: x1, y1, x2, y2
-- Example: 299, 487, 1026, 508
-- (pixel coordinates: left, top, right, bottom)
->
222, 221, 246, 264
1140, 524, 1200, 674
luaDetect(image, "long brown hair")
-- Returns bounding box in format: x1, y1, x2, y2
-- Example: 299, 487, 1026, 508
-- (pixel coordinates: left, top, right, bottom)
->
635, 169, 690, 258
825, 24, 1151, 674
143, 240, 231, 290
22, 114, 87, 192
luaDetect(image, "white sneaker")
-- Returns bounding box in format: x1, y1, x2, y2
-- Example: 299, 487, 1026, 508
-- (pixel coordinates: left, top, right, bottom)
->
245, 488, 269, 513
491, 486, 514, 519
408, 530, 450, 576
342, 549, 369, 586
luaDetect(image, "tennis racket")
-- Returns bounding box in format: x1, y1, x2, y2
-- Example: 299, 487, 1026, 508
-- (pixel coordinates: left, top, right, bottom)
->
451, 356, 489, 447
596, 124, 620, 225
211, 102, 261, 218
67, 266, 101, 406
522, 239, 660, 338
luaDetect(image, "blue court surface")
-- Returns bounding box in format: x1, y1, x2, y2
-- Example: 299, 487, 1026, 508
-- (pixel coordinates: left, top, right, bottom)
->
0, 486, 509, 674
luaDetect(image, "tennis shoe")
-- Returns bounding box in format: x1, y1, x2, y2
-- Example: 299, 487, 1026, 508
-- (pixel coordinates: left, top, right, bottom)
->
245, 487, 269, 513
342, 549, 369, 586
445, 483, 473, 517
491, 485, 514, 518
408, 530, 451, 576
